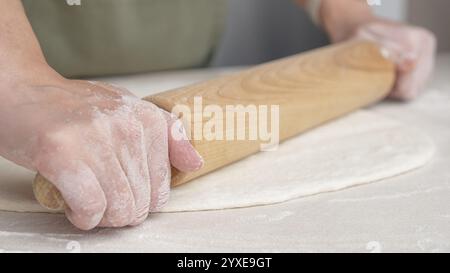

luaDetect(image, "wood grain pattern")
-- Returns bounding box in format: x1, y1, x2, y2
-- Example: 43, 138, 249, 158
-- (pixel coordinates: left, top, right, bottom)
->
145, 40, 395, 186
33, 40, 395, 210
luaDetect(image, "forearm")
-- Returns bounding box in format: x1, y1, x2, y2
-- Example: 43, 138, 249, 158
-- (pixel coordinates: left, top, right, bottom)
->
0, 0, 63, 163
0, 0, 58, 88
321, 0, 376, 42
296, 0, 376, 42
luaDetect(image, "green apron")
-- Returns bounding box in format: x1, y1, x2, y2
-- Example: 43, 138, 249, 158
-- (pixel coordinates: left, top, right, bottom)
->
22, 0, 227, 77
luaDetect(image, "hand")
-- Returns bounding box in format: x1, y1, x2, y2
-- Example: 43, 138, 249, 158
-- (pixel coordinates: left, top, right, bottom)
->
0, 76, 203, 230
318, 0, 437, 101
351, 20, 437, 100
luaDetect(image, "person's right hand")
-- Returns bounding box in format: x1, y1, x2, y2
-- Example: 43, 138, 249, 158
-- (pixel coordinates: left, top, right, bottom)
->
0, 76, 203, 230
318, 0, 437, 101
350, 21, 437, 100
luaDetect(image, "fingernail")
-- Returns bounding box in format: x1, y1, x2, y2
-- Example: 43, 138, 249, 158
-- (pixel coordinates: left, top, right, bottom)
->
171, 119, 190, 141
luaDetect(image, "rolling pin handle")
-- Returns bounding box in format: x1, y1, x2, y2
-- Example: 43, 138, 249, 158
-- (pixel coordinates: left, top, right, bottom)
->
33, 173, 66, 212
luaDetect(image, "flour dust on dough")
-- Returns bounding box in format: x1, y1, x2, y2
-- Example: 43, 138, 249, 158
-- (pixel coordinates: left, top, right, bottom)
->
0, 111, 434, 213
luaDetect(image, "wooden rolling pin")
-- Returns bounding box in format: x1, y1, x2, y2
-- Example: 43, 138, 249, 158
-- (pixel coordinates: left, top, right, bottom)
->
33, 40, 395, 211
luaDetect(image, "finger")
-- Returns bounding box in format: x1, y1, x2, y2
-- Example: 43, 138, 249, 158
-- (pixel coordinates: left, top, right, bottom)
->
84, 120, 137, 228
391, 56, 428, 100
356, 23, 418, 72
141, 108, 171, 212
92, 151, 136, 228
35, 156, 106, 231
390, 70, 418, 100
112, 118, 151, 225
390, 30, 436, 100
162, 111, 204, 172
375, 37, 417, 72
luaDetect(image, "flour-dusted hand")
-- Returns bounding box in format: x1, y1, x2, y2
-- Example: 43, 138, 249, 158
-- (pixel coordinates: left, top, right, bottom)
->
0, 0, 203, 230
352, 21, 437, 100
316, 0, 437, 101
0, 78, 203, 230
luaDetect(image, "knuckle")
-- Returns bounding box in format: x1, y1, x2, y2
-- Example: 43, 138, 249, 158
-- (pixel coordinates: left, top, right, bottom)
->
135, 204, 150, 219
151, 183, 171, 212
34, 131, 76, 170
152, 127, 168, 148
116, 118, 142, 142
144, 108, 168, 128
37, 126, 79, 154
103, 200, 136, 227
130, 210, 150, 226
39, 133, 67, 155
145, 122, 168, 149
155, 193, 170, 211
415, 27, 436, 45
103, 214, 133, 228
155, 164, 170, 184
79, 198, 107, 217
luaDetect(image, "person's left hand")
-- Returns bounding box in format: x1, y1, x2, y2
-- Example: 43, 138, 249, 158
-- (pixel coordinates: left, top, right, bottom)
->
348, 20, 437, 100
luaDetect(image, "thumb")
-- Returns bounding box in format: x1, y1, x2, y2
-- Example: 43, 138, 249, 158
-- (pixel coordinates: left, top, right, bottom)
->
161, 110, 204, 172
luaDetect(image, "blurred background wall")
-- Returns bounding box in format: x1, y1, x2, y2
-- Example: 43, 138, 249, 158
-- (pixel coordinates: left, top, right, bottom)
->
213, 0, 449, 67
409, 0, 450, 52
212, 0, 328, 66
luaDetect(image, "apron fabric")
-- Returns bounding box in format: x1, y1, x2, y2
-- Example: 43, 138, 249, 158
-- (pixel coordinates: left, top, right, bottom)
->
22, 0, 227, 77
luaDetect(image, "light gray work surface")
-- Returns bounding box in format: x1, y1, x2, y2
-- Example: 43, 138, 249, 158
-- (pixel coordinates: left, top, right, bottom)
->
0, 55, 449, 253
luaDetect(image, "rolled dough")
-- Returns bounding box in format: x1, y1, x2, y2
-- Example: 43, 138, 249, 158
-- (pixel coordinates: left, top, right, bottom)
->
0, 111, 434, 213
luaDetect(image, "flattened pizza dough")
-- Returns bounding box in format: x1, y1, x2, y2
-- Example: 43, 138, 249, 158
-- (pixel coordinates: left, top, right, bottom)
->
0, 111, 434, 213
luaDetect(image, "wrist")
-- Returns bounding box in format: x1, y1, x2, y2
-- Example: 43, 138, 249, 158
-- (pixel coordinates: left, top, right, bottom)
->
320, 0, 376, 42
0, 59, 64, 91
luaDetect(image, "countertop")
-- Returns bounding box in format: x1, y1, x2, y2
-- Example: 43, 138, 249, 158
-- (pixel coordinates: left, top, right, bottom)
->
0, 54, 449, 253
